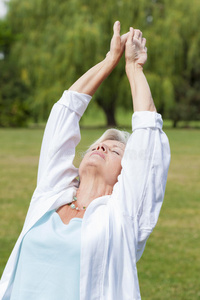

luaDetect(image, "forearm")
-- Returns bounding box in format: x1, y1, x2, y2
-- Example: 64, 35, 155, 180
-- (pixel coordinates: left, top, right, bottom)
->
126, 63, 156, 112
69, 55, 117, 96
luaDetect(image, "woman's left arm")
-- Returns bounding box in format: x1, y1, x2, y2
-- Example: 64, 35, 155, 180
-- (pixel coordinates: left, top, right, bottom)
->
112, 28, 171, 261
114, 112, 171, 261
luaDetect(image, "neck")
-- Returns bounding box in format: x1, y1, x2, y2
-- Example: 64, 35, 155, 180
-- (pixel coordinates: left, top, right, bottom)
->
76, 174, 113, 208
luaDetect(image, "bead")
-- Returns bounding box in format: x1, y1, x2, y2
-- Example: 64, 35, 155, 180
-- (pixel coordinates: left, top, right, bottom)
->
68, 196, 87, 211
70, 203, 76, 209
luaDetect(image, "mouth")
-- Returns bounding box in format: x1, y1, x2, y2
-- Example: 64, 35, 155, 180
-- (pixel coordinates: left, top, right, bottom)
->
90, 152, 105, 160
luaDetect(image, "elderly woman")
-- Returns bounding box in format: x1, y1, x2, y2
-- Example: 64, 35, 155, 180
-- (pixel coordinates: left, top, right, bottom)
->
0, 21, 170, 300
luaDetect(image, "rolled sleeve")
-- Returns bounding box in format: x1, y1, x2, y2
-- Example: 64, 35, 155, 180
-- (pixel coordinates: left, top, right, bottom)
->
132, 111, 163, 130
58, 90, 92, 116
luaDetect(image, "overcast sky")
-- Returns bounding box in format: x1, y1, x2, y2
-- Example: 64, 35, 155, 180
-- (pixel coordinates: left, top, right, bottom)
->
0, 0, 8, 19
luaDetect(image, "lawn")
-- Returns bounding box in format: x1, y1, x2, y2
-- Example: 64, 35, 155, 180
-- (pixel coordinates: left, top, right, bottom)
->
0, 124, 200, 299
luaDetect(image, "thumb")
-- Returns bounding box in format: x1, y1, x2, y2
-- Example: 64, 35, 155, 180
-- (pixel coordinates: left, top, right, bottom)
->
113, 20, 121, 36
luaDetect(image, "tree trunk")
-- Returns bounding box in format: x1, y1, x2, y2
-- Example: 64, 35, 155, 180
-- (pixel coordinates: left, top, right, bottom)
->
104, 106, 117, 127
173, 119, 178, 128
96, 95, 117, 127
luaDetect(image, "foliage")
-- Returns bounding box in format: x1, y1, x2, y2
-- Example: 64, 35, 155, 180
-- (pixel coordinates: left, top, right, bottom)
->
0, 19, 30, 127
1, 0, 200, 126
0, 61, 30, 127
144, 0, 200, 126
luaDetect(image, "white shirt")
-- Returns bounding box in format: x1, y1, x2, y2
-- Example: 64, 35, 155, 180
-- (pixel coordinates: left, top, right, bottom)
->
0, 90, 170, 300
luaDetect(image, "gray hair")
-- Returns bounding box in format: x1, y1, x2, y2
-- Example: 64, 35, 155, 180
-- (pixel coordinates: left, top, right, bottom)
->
88, 128, 131, 152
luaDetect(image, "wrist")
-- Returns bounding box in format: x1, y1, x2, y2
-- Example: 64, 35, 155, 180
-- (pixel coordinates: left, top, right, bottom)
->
125, 62, 143, 73
105, 52, 121, 69
125, 63, 144, 81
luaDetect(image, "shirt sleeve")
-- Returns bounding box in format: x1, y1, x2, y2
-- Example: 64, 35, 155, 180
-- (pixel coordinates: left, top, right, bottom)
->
35, 90, 92, 194
111, 111, 171, 261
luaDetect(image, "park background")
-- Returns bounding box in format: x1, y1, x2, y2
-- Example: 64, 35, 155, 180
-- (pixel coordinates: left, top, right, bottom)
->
0, 0, 200, 299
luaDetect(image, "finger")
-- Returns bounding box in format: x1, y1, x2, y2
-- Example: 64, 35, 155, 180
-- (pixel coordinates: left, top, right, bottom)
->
142, 37, 146, 48
134, 29, 141, 40
139, 31, 143, 43
113, 20, 120, 36
127, 27, 134, 43
121, 32, 129, 45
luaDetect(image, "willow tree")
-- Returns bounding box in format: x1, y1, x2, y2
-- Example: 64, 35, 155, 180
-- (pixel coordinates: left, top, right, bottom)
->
143, 0, 200, 126
5, 0, 200, 126
6, 0, 157, 125
0, 18, 30, 127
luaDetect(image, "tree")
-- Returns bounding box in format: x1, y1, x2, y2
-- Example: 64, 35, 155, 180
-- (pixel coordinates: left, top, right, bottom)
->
0, 19, 30, 127
143, 0, 200, 126
2, 0, 200, 127
5, 0, 159, 126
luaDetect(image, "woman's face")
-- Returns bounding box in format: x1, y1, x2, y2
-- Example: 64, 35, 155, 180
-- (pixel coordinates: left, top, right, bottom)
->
79, 140, 125, 186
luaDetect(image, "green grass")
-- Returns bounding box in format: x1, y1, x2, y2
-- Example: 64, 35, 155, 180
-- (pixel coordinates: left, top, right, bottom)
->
0, 126, 200, 299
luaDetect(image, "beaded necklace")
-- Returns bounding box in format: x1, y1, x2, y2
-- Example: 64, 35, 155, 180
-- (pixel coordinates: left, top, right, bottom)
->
68, 196, 86, 211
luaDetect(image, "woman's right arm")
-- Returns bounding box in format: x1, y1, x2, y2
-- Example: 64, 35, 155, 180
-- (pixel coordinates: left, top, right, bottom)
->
36, 21, 128, 195
68, 21, 128, 96
36, 91, 91, 193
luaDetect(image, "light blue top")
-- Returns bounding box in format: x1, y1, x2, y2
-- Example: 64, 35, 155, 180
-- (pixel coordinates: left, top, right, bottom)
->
10, 210, 82, 300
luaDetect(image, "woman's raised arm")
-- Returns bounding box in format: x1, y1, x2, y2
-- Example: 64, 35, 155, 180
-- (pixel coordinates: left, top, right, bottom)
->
111, 28, 170, 261
69, 21, 128, 96
36, 21, 128, 192
125, 27, 156, 112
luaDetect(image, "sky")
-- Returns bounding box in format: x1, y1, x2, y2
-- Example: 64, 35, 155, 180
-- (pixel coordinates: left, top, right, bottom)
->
0, 0, 8, 19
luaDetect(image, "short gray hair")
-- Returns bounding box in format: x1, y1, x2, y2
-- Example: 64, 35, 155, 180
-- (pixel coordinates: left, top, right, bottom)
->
88, 128, 130, 151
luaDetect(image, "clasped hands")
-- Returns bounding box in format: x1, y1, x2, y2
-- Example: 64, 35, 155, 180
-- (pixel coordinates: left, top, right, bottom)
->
107, 21, 147, 68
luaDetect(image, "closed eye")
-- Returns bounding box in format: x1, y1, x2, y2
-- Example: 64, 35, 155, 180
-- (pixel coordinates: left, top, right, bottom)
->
112, 150, 120, 155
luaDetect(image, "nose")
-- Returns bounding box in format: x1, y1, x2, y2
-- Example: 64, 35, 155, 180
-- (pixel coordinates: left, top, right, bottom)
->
96, 143, 107, 152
